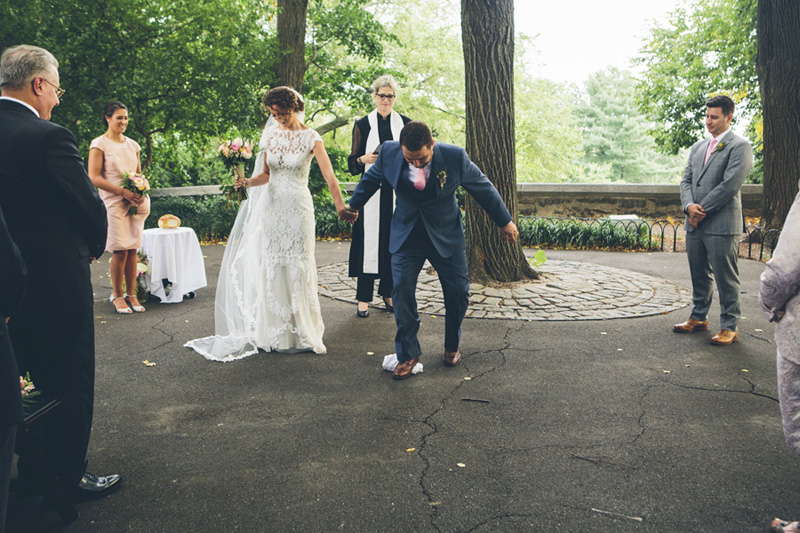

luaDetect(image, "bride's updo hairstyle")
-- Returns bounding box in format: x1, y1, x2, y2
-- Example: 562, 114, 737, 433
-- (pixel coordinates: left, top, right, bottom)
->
263, 86, 305, 113
102, 100, 127, 127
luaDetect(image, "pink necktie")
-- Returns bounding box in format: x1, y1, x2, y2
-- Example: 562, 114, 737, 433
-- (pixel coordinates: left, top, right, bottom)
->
703, 138, 718, 165
413, 167, 426, 190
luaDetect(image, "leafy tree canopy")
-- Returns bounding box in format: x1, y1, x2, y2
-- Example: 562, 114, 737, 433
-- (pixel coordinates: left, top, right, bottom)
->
634, 0, 759, 158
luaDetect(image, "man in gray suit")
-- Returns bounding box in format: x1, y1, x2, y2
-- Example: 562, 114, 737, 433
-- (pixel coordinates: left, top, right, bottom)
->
674, 95, 753, 345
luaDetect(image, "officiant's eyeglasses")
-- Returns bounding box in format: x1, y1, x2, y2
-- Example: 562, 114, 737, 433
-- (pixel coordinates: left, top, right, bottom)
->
32, 78, 65, 99
375, 94, 396, 100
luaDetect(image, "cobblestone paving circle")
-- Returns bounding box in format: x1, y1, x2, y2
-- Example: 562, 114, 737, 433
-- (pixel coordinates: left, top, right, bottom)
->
318, 259, 691, 321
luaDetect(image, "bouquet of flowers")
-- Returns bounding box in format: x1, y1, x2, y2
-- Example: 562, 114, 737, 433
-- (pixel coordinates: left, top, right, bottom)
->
218, 137, 253, 202
121, 171, 151, 215
20, 372, 40, 405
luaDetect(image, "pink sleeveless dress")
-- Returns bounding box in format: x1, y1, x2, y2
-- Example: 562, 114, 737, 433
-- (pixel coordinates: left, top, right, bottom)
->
90, 135, 150, 251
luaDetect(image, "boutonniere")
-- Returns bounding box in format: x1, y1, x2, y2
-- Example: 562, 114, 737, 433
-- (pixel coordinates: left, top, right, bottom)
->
713, 141, 725, 153
437, 170, 447, 190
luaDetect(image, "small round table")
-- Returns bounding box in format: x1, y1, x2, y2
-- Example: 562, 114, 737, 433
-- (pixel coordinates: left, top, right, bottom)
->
140, 227, 207, 303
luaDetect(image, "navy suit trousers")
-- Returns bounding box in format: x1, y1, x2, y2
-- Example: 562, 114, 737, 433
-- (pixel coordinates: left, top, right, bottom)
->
392, 222, 469, 362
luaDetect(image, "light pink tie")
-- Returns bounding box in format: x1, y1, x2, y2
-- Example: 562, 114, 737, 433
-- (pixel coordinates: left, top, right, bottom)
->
413, 167, 426, 190
703, 138, 718, 165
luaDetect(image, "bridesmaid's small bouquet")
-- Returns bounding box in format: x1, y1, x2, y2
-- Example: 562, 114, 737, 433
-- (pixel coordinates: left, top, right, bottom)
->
121, 171, 151, 215
218, 137, 253, 202
20, 372, 40, 405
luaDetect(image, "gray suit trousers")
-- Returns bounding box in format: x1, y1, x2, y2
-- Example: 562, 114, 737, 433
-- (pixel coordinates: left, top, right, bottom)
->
686, 228, 741, 330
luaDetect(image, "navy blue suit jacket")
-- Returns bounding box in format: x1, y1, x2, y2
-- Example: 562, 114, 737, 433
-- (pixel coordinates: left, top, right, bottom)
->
348, 141, 512, 258
0, 201, 25, 427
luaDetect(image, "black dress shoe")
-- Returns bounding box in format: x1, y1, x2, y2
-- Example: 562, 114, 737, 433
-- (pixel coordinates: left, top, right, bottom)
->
71, 473, 123, 502
382, 297, 394, 313
357, 308, 369, 318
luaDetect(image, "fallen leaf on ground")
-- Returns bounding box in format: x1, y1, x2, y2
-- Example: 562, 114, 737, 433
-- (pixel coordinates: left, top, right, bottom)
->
464, 377, 472, 381
366, 352, 374, 355
456, 463, 466, 468
662, 370, 670, 374
755, 329, 764, 332
600, 332, 607, 335
405, 448, 415, 453
741, 369, 749, 373
143, 360, 156, 367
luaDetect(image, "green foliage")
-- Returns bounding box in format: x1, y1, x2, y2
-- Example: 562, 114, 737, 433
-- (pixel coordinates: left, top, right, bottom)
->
0, 0, 278, 166
634, 0, 759, 162
313, 190, 353, 239
146, 195, 240, 242
574, 68, 686, 183
518, 217, 653, 251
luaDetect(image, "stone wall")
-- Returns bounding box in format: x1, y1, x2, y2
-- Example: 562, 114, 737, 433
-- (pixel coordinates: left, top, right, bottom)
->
153, 183, 763, 220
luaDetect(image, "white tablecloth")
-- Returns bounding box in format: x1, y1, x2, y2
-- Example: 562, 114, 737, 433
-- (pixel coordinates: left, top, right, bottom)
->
140, 227, 207, 303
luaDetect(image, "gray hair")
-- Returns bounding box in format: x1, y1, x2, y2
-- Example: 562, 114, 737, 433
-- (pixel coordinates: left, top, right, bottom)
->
372, 75, 398, 95
0, 45, 59, 90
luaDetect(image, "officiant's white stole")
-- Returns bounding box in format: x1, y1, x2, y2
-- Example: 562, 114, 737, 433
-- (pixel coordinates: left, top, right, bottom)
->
362, 110, 404, 274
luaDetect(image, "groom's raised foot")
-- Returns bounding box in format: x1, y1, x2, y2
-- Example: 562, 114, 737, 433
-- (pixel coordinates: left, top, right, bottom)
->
444, 349, 461, 367
393, 357, 419, 380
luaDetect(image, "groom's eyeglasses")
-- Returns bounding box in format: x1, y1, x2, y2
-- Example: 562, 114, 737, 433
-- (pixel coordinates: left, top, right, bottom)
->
375, 94, 396, 100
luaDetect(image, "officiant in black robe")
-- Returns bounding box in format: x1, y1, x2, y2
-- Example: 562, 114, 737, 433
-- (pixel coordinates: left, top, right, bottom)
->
347, 75, 411, 318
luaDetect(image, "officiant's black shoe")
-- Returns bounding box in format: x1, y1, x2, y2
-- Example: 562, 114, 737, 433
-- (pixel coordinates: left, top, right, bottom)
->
357, 308, 369, 318
382, 297, 394, 314
71, 473, 123, 502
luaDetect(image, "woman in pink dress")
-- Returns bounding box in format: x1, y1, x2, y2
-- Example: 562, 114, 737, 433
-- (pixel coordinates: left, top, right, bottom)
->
87, 101, 150, 314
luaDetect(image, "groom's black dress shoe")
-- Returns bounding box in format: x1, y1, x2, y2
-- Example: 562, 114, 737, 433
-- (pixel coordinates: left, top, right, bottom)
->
71, 473, 123, 502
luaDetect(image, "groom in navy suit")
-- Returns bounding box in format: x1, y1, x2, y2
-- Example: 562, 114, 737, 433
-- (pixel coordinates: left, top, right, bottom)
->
346, 121, 518, 379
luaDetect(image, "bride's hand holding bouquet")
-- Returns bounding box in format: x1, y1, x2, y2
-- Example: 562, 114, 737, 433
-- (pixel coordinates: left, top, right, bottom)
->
219, 137, 254, 202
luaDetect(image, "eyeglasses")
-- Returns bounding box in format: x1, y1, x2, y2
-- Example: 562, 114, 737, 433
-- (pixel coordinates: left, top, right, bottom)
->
32, 78, 65, 98
375, 94, 396, 100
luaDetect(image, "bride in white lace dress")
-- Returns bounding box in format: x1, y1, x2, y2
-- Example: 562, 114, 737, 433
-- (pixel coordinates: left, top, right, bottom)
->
185, 87, 356, 362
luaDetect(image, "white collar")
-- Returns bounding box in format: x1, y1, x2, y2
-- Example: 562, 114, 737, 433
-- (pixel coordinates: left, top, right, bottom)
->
712, 129, 731, 142
0, 96, 40, 117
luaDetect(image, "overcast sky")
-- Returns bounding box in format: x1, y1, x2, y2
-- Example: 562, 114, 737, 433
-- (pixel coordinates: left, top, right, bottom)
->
514, 1, 685, 85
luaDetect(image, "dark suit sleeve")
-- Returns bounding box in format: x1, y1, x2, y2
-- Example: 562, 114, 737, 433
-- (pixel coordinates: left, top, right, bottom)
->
348, 147, 388, 211
44, 126, 108, 258
0, 202, 27, 319
457, 150, 512, 227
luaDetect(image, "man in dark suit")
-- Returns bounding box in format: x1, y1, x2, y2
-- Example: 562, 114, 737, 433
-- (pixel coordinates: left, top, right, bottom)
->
0, 202, 25, 533
0, 45, 121, 501
346, 121, 518, 379
674, 95, 753, 345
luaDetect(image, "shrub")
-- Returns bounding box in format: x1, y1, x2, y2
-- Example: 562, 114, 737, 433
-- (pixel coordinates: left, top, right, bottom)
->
518, 216, 653, 251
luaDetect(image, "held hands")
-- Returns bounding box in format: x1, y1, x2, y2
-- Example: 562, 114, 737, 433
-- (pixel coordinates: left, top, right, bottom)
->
122, 188, 144, 206
499, 221, 519, 243
338, 204, 359, 224
687, 203, 706, 229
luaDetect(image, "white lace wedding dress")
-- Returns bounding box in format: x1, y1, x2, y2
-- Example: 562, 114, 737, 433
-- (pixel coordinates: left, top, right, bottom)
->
185, 127, 326, 361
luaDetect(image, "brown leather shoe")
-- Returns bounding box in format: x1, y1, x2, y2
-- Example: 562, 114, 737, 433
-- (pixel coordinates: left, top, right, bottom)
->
393, 357, 420, 380
710, 330, 738, 345
673, 318, 709, 333
444, 349, 461, 367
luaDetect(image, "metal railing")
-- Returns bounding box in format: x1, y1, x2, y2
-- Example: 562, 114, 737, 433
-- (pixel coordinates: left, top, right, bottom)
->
518, 216, 782, 261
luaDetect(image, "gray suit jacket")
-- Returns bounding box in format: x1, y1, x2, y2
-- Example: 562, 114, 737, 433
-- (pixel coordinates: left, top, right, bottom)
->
679, 131, 753, 235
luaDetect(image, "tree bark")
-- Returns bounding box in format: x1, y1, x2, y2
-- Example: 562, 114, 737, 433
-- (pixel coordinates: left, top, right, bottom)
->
275, 0, 309, 93
757, 1, 800, 230
461, 0, 537, 283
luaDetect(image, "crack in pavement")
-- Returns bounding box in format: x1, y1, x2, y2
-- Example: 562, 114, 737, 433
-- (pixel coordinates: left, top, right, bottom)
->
662, 378, 778, 403
415, 327, 514, 532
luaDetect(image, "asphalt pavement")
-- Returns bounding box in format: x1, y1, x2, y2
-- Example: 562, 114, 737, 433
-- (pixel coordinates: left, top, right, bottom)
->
8, 241, 797, 532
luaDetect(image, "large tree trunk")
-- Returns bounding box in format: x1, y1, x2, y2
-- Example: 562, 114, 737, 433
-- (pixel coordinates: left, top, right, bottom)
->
461, 0, 537, 283
275, 0, 308, 93
757, 2, 800, 230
